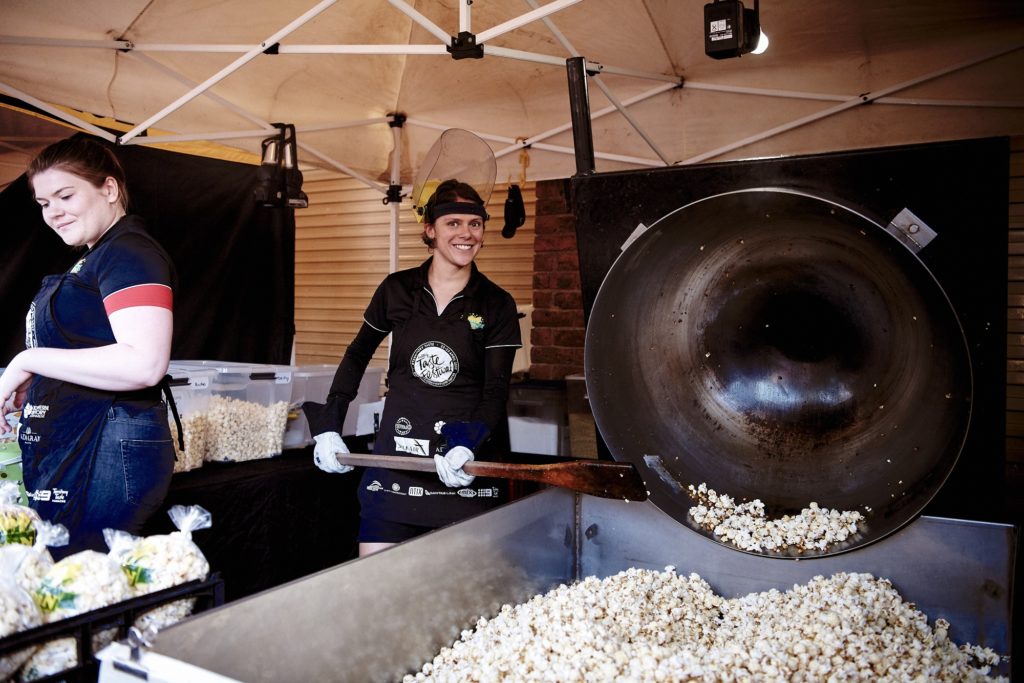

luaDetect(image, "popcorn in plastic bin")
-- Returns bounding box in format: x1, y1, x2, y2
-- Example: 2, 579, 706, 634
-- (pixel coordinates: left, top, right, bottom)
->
0, 548, 43, 680
0, 481, 39, 547
18, 549, 132, 682
108, 505, 212, 633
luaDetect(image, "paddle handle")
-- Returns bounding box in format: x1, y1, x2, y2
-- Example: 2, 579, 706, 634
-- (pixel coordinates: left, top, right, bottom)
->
335, 453, 647, 501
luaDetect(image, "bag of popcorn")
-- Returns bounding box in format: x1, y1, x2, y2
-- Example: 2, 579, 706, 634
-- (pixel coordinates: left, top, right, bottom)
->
0, 520, 67, 599
0, 548, 43, 680
110, 505, 212, 633
0, 481, 39, 547
18, 549, 132, 682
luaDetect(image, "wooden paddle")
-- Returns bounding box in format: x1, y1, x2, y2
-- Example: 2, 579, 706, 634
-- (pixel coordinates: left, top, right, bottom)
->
335, 453, 649, 501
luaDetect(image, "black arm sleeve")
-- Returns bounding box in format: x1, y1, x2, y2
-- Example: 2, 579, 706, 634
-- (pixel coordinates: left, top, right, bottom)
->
308, 322, 387, 435
468, 346, 517, 437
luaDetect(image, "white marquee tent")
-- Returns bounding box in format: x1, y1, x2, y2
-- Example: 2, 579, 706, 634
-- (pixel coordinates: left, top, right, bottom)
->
1, 0, 1023, 197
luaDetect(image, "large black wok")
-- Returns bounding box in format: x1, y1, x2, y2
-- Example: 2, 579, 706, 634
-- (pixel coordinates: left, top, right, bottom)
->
584, 188, 972, 557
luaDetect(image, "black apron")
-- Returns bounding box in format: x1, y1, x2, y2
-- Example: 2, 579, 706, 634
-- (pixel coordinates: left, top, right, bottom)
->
19, 272, 119, 534
357, 287, 508, 527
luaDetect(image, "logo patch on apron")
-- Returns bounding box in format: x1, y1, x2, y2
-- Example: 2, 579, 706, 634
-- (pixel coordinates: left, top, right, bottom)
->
394, 436, 431, 456
410, 341, 460, 387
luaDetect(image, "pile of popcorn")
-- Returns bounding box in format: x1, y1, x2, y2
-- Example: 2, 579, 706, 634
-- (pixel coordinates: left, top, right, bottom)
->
687, 482, 865, 553
404, 568, 1005, 682
172, 413, 209, 473
203, 395, 289, 462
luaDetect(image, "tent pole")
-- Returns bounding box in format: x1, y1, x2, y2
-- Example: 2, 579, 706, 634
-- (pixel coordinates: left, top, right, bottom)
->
388, 0, 451, 45
526, 0, 673, 164
0, 82, 116, 142
565, 57, 595, 175
388, 123, 402, 275
476, 0, 582, 43
683, 40, 1024, 165
123, 50, 387, 193
120, 0, 337, 143
460, 0, 472, 34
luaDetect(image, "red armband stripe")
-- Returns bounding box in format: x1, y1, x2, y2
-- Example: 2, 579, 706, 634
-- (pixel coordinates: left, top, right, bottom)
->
103, 284, 173, 315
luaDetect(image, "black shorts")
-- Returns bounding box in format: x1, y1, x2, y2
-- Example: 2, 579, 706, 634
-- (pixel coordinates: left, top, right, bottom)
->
358, 517, 433, 543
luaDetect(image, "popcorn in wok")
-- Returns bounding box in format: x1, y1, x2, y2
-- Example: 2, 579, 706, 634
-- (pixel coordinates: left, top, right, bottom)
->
687, 482, 865, 553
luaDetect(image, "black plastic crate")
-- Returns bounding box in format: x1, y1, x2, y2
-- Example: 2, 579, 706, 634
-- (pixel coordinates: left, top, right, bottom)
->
0, 573, 224, 682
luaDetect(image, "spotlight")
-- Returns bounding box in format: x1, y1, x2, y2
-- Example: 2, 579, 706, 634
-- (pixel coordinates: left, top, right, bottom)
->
704, 0, 769, 60
253, 123, 308, 209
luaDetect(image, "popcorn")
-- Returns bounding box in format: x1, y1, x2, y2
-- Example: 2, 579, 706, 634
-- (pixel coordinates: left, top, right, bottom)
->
0, 482, 40, 547
405, 569, 1006, 682
0, 520, 67, 596
687, 482, 865, 553
19, 550, 131, 681
203, 396, 289, 462
110, 505, 212, 633
172, 413, 208, 473
0, 549, 43, 679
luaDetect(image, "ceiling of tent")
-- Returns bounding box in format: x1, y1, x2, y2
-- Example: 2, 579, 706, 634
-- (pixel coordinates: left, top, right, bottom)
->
1, 0, 1023, 195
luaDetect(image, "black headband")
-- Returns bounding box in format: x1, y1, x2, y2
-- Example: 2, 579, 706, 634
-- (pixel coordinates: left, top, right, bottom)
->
429, 201, 489, 223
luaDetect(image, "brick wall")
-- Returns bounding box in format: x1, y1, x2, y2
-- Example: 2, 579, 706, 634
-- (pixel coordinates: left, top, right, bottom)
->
529, 178, 585, 381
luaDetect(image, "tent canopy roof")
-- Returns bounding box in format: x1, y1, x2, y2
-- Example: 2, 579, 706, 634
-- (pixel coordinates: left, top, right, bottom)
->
1, 0, 1023, 192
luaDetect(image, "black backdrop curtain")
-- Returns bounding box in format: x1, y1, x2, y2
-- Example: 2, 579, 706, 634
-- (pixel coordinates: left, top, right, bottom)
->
0, 134, 294, 366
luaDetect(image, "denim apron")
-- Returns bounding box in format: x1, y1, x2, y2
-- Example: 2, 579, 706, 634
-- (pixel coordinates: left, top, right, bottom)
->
19, 270, 175, 559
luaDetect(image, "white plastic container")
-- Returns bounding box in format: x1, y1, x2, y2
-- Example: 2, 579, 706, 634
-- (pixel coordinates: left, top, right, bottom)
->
284, 364, 335, 450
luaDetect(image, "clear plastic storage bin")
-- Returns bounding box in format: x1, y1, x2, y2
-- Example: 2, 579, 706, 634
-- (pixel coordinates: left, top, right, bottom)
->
170, 361, 291, 462
165, 365, 216, 473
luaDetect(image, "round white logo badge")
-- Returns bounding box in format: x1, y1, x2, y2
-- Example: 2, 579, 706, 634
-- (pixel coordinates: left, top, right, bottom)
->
410, 341, 459, 387
395, 417, 412, 436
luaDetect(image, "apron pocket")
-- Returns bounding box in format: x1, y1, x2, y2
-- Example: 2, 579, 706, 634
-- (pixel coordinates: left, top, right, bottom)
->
120, 439, 175, 507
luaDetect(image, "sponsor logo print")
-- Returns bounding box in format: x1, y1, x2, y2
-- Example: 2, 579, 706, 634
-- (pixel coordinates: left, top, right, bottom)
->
395, 417, 412, 436
364, 480, 407, 496
467, 313, 485, 330
409, 486, 424, 497
457, 489, 477, 498
19, 427, 40, 443
395, 436, 431, 456
30, 488, 67, 503
23, 403, 49, 419
410, 341, 459, 387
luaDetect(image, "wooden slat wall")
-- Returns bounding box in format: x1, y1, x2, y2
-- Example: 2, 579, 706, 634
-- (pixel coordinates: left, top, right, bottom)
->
1007, 137, 1024, 498
294, 170, 536, 372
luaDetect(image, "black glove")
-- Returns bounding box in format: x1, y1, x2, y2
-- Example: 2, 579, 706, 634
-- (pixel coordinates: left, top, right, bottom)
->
302, 395, 347, 437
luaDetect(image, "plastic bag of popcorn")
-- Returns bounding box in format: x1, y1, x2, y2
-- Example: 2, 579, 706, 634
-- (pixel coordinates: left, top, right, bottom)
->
19, 549, 131, 681
109, 505, 212, 633
0, 520, 67, 597
0, 549, 43, 680
0, 481, 39, 547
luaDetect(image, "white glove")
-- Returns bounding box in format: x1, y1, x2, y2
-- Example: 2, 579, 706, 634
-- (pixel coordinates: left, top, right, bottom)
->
312, 432, 354, 474
434, 446, 475, 488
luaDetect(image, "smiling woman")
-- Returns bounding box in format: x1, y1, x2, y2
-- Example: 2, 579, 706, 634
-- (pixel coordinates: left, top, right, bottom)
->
0, 135, 177, 559
302, 177, 523, 558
